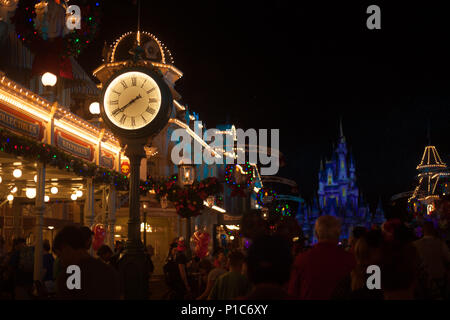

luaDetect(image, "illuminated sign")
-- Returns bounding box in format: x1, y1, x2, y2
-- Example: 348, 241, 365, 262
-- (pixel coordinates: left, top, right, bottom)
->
0, 103, 43, 139
56, 131, 93, 161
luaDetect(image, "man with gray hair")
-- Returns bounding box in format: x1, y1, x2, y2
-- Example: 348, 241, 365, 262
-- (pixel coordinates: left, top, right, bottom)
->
288, 215, 356, 300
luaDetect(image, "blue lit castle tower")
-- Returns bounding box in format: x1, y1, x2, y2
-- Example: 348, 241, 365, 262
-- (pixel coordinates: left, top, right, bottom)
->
297, 119, 385, 241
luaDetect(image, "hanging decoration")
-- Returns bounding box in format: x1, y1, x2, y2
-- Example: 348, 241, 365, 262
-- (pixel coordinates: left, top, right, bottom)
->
256, 188, 278, 207
224, 162, 254, 197
274, 202, 293, 217
10, 0, 102, 78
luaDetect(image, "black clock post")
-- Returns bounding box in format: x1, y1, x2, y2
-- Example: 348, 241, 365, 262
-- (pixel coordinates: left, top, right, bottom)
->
119, 137, 149, 299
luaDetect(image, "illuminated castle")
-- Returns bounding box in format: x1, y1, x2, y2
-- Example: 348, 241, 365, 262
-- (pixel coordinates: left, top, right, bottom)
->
297, 119, 385, 240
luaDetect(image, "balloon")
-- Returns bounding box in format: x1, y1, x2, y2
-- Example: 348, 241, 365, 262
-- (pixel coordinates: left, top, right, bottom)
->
92, 224, 106, 251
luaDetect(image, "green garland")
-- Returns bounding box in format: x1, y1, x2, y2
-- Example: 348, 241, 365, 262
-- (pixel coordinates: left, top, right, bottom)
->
0, 127, 222, 218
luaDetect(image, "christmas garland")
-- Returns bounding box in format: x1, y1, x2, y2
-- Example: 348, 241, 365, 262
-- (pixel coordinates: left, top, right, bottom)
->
224, 163, 254, 197
256, 188, 278, 207
274, 202, 293, 218
11, 0, 102, 58
0, 127, 224, 218
0, 127, 129, 189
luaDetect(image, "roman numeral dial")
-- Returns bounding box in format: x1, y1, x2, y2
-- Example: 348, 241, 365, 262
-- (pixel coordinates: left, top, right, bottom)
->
104, 71, 162, 130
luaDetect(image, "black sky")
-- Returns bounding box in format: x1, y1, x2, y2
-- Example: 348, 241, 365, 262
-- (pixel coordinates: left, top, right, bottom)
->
78, 1, 450, 209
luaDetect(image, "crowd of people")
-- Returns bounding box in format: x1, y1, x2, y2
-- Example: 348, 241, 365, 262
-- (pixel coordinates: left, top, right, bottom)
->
0, 214, 449, 300
0, 226, 154, 299
162, 216, 450, 300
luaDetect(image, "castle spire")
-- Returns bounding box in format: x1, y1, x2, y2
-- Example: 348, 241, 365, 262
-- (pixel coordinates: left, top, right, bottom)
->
339, 116, 346, 143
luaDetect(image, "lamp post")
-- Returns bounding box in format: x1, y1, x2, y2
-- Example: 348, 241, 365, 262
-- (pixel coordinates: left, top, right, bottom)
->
178, 162, 196, 259
41, 72, 57, 102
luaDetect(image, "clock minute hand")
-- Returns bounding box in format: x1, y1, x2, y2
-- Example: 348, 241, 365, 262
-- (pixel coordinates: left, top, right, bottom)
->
119, 94, 142, 112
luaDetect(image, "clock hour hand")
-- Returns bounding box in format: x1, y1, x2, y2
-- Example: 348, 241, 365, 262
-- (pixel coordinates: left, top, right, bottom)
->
114, 94, 142, 115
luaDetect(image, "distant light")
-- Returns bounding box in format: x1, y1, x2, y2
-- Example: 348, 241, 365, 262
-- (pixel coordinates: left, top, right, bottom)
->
34, 175, 37, 183
48, 226, 54, 230
11, 186, 18, 194
0, 176, 2, 184
13, 169, 22, 178
89, 102, 100, 115
41, 72, 57, 87
230, 236, 235, 240
76, 190, 83, 197
50, 187, 58, 194
26, 188, 36, 199
71, 194, 78, 201
44, 195, 50, 202
7, 194, 14, 201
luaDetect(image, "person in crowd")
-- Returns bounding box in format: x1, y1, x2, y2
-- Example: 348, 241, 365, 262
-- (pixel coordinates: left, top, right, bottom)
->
288, 215, 356, 300
42, 239, 55, 294
197, 258, 213, 297
145, 244, 155, 279
96, 244, 114, 264
208, 250, 250, 300
383, 219, 441, 299
243, 235, 294, 300
9, 238, 34, 299
413, 221, 450, 298
53, 226, 120, 299
110, 241, 125, 269
175, 238, 191, 298
163, 242, 187, 299
332, 230, 384, 300
80, 226, 94, 252
381, 240, 418, 300
348, 226, 367, 253
196, 247, 228, 300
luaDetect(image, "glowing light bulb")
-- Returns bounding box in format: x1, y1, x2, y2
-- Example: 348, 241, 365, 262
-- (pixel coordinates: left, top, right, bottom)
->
50, 187, 58, 194
44, 195, 50, 202
26, 188, 36, 199
11, 186, 18, 194
89, 102, 100, 115
76, 190, 83, 197
71, 194, 78, 201
7, 194, 14, 201
13, 169, 22, 178
41, 72, 57, 87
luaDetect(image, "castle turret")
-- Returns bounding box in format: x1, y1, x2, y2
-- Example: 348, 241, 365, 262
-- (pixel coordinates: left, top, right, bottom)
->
337, 118, 348, 181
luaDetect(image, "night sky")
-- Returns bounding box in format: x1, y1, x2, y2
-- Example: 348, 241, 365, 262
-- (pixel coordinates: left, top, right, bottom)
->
78, 1, 450, 209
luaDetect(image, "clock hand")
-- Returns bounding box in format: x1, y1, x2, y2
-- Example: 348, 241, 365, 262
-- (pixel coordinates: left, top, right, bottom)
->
117, 94, 142, 113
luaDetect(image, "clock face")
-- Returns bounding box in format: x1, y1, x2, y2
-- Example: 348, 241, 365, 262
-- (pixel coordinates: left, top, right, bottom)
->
103, 71, 162, 130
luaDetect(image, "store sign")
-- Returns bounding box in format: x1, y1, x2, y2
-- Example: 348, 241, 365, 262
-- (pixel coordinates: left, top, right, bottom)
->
56, 131, 93, 161
0, 104, 43, 139
100, 151, 115, 169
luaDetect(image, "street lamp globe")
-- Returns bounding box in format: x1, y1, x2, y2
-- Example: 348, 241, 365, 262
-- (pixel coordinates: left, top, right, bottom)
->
7, 194, 14, 201
89, 102, 100, 115
26, 188, 36, 199
41, 72, 57, 87
13, 168, 22, 178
